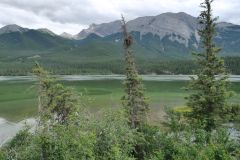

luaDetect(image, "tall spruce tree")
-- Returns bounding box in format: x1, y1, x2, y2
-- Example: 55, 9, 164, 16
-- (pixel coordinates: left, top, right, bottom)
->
187, 0, 231, 132
121, 16, 149, 129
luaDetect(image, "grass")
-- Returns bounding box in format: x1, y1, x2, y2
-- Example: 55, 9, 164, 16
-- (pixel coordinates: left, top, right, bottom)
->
0, 79, 240, 123
173, 106, 192, 113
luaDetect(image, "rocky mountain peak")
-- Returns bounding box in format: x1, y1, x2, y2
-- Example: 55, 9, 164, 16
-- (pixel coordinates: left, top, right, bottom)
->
75, 12, 199, 45
75, 20, 122, 39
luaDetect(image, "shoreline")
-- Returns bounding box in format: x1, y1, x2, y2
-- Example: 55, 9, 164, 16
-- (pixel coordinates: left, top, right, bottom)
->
1, 75, 240, 82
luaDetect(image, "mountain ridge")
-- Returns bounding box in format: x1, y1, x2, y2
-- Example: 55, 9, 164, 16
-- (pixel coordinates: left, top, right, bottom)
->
1, 12, 239, 44
75, 12, 240, 47
0, 12, 240, 58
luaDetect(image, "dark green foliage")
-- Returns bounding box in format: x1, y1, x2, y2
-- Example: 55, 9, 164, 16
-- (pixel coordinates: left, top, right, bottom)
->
187, 0, 232, 132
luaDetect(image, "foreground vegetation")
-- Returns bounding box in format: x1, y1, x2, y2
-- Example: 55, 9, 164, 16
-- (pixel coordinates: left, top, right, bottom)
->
0, 67, 239, 159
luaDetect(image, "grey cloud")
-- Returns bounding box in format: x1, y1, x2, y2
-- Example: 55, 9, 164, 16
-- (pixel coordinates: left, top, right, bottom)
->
0, 0, 113, 24
0, 0, 239, 34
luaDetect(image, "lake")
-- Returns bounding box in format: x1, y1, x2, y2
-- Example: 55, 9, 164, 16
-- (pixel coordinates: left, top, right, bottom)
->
1, 74, 240, 122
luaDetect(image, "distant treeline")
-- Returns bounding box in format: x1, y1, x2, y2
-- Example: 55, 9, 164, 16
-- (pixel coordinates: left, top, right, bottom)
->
1, 56, 240, 75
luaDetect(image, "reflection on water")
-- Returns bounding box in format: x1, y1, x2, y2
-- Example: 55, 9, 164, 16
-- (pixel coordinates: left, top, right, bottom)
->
0, 118, 36, 147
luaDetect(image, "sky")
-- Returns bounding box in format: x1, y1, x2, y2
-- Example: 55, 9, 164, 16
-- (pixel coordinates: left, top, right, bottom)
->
0, 0, 239, 35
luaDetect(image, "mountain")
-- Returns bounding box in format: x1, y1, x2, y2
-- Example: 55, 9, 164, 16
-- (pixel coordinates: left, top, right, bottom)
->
0, 25, 72, 51
127, 12, 199, 47
1, 12, 240, 55
74, 12, 240, 55
1, 12, 240, 75
75, 13, 198, 45
215, 22, 240, 55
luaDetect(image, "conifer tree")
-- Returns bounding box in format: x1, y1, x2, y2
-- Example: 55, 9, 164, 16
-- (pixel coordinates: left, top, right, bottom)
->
121, 16, 149, 129
187, 0, 231, 132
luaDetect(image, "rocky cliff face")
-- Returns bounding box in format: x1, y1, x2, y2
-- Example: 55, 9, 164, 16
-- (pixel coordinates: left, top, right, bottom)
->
74, 12, 240, 50
75, 20, 122, 39
75, 12, 199, 45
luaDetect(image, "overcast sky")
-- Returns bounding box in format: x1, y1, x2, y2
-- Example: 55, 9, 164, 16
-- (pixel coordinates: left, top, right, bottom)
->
0, 0, 239, 35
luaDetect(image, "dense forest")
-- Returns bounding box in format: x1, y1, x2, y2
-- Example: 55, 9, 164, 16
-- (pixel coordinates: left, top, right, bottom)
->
0, 0, 240, 159
1, 57, 240, 76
